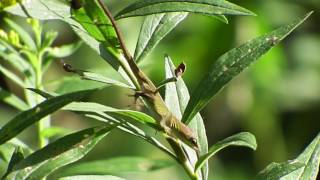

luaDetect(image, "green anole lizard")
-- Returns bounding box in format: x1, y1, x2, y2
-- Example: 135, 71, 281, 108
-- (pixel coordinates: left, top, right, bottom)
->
70, 0, 198, 151
126, 59, 199, 151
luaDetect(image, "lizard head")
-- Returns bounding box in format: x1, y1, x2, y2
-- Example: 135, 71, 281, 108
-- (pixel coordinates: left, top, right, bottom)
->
174, 121, 199, 151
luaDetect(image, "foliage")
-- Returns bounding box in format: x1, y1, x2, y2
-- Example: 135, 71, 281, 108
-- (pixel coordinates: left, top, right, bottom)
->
0, 0, 318, 179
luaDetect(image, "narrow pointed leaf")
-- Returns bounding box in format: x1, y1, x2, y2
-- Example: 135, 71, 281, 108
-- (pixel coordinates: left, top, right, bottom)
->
164, 56, 208, 179
5, 0, 70, 20
115, 0, 255, 19
0, 88, 97, 145
72, 71, 134, 89
70, 0, 126, 70
134, 13, 187, 62
1, 147, 24, 179
257, 133, 320, 179
47, 41, 82, 58
5, 126, 114, 179
60, 175, 125, 180
256, 162, 305, 180
64, 102, 159, 129
5, 0, 134, 85
0, 88, 29, 110
195, 132, 257, 171
0, 64, 25, 88
183, 12, 313, 123
56, 157, 173, 177
294, 133, 320, 179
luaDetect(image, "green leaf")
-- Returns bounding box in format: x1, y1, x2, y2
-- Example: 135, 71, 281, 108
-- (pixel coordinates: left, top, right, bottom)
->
0, 88, 29, 111
0, 64, 25, 88
257, 133, 320, 180
294, 133, 320, 179
85, 114, 176, 160
55, 77, 105, 94
59, 175, 125, 180
0, 88, 97, 145
0, 39, 34, 80
5, 0, 70, 20
72, 71, 134, 89
4, 126, 114, 179
195, 132, 257, 172
1, 147, 24, 179
182, 11, 313, 124
115, 0, 255, 19
46, 41, 82, 58
64, 102, 159, 129
5, 0, 134, 85
256, 162, 305, 180
70, 0, 126, 70
41, 127, 72, 139
164, 56, 208, 179
134, 13, 187, 63
4, 18, 36, 50
56, 157, 173, 177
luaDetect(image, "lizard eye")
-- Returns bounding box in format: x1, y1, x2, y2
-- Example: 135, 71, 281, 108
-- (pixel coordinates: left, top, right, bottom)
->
189, 137, 198, 146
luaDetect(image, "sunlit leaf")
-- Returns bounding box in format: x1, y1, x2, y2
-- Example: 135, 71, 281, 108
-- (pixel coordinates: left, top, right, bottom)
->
59, 175, 125, 180
4, 18, 36, 50
5, 0, 70, 20
41, 127, 72, 139
256, 162, 305, 180
70, 0, 126, 70
0, 88, 29, 111
72, 71, 133, 89
4, 126, 114, 179
195, 132, 257, 172
56, 157, 173, 177
64, 102, 159, 129
182, 11, 313, 123
46, 41, 82, 58
134, 13, 187, 63
164, 55, 208, 179
0, 64, 25, 88
0, 88, 97, 145
115, 0, 255, 19
1, 147, 24, 179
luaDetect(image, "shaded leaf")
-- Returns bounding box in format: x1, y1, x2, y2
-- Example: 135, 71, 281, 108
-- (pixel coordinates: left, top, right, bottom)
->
57, 157, 173, 177
115, 0, 255, 19
134, 13, 187, 63
164, 55, 208, 179
0, 88, 97, 145
182, 12, 313, 123
60, 175, 125, 180
195, 132, 257, 171
4, 126, 114, 179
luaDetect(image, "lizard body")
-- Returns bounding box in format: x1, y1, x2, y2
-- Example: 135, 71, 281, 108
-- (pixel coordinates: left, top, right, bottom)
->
128, 60, 198, 150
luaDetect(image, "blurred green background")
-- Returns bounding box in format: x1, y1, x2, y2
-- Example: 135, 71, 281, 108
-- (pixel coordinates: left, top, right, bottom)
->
0, 0, 319, 179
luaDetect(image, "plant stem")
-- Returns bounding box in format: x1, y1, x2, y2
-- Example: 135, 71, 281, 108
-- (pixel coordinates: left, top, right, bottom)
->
98, 1, 197, 179
34, 54, 48, 148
